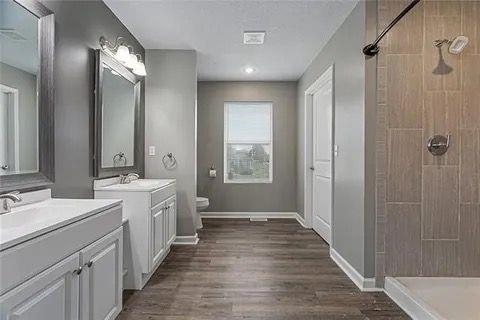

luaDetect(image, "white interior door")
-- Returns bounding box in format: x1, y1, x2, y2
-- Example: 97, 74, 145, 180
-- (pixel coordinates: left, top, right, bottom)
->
0, 92, 9, 174
311, 79, 333, 244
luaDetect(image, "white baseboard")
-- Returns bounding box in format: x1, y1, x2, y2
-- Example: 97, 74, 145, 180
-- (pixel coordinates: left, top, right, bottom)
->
295, 213, 309, 228
201, 211, 298, 219
313, 216, 331, 244
330, 248, 381, 292
384, 277, 441, 320
172, 233, 199, 245
200, 212, 309, 229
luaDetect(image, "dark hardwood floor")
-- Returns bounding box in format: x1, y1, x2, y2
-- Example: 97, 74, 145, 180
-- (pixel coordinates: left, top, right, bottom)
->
118, 219, 409, 320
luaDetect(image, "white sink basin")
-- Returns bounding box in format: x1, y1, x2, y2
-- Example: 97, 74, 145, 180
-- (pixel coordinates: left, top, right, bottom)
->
94, 179, 175, 192
0, 194, 121, 251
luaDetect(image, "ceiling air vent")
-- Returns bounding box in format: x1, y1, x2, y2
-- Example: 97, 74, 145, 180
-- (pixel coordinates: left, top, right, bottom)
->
243, 31, 265, 45
0, 29, 27, 41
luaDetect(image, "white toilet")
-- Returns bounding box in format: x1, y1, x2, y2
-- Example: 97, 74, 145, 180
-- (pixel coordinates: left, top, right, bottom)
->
196, 196, 209, 229
196, 196, 209, 211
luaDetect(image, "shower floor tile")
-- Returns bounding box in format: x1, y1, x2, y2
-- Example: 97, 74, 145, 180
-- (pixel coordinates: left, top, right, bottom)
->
388, 277, 480, 320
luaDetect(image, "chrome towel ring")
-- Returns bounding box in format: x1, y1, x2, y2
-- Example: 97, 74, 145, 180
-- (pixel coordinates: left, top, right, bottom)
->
162, 152, 177, 170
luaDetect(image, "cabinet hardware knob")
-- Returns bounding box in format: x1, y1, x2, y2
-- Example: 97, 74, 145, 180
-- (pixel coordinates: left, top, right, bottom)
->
73, 266, 83, 275
86, 261, 93, 268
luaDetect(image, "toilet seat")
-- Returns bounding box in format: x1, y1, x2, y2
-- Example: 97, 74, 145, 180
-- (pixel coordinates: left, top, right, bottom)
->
196, 197, 209, 209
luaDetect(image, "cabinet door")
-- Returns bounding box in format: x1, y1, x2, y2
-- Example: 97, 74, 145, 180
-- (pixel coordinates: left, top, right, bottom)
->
150, 203, 166, 269
80, 227, 123, 320
165, 196, 176, 247
0, 252, 80, 320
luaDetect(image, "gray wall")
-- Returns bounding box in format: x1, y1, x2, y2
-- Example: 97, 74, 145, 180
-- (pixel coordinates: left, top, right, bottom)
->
145, 50, 197, 237
297, 2, 375, 277
40, 0, 145, 198
0, 62, 38, 172
197, 81, 297, 212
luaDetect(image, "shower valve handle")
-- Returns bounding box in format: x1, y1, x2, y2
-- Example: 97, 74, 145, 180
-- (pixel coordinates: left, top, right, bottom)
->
427, 134, 451, 156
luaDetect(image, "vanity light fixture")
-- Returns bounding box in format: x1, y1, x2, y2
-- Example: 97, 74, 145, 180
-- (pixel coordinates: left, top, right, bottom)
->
99, 36, 147, 76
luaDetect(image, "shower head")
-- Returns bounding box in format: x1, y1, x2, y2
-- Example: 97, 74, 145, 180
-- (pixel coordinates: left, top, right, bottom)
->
434, 35, 469, 54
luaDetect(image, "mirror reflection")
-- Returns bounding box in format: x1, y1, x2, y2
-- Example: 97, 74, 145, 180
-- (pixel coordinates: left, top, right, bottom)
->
101, 64, 136, 168
0, 0, 39, 176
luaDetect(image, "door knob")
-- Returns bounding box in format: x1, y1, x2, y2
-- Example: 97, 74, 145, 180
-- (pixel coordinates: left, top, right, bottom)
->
1, 165, 8, 170
310, 166, 315, 171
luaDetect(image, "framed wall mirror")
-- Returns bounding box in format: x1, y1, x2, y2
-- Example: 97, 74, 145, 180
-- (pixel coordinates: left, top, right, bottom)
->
94, 50, 141, 177
0, 0, 54, 193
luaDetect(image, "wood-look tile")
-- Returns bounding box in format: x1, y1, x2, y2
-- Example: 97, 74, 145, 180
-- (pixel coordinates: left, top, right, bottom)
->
460, 129, 479, 203
118, 219, 409, 319
387, 55, 423, 128
424, 16, 461, 91
423, 166, 459, 239
377, 215, 386, 253
421, 240, 459, 276
423, 91, 460, 165
387, 130, 422, 202
383, 0, 424, 54
378, 89, 386, 105
378, 50, 387, 68
375, 253, 385, 288
462, 55, 480, 128
385, 204, 422, 276
377, 174, 387, 218
459, 205, 480, 276
461, 1, 479, 54
424, 0, 461, 17
378, 66, 387, 89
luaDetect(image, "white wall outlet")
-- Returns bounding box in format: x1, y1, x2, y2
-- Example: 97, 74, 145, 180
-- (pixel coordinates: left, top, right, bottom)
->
209, 169, 217, 178
334, 144, 339, 157
148, 146, 156, 156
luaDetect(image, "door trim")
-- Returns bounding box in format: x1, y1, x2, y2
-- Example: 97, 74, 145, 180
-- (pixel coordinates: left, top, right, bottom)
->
0, 84, 20, 173
303, 65, 334, 242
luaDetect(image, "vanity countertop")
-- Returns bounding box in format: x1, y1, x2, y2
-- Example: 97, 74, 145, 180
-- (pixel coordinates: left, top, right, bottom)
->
0, 192, 122, 251
94, 178, 176, 192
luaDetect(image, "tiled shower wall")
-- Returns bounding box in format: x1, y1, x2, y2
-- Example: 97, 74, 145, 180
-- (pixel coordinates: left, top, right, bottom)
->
376, 0, 480, 284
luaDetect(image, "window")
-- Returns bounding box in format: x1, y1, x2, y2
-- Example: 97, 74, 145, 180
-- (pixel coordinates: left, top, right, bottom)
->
224, 102, 273, 183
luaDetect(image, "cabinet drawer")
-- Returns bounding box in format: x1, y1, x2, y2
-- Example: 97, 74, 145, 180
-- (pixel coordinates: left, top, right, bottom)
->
151, 183, 175, 208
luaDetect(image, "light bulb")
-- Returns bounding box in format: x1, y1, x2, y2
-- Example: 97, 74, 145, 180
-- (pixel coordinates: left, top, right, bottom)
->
114, 44, 130, 63
125, 53, 138, 69
133, 61, 147, 76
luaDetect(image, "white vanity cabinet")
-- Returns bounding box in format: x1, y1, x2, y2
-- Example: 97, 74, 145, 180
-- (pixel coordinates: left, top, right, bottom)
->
79, 227, 123, 320
0, 190, 124, 320
151, 203, 167, 268
94, 178, 176, 290
0, 252, 80, 320
165, 196, 176, 247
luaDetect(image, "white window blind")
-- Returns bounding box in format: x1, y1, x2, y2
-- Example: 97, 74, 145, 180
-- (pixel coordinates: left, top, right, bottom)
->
224, 102, 273, 183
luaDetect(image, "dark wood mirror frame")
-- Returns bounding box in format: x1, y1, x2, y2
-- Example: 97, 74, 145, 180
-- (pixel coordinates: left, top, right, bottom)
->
93, 50, 141, 177
0, 0, 54, 193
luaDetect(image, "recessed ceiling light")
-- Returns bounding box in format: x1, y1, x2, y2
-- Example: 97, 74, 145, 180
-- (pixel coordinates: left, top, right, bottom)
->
244, 66, 255, 74
243, 31, 265, 45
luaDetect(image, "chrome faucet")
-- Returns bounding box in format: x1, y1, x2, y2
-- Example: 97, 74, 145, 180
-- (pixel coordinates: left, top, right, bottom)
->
119, 173, 139, 184
0, 191, 22, 214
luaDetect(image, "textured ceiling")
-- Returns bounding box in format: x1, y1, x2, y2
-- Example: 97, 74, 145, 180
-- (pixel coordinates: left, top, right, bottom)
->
103, 0, 358, 81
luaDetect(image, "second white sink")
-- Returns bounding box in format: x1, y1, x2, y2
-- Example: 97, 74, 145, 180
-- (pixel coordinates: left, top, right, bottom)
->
94, 178, 176, 192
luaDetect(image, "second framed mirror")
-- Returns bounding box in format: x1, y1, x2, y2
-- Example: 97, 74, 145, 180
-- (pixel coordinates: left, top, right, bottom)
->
94, 50, 141, 177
